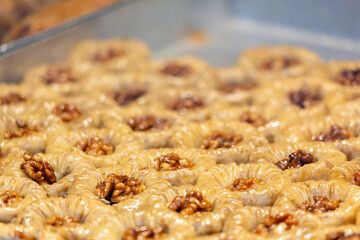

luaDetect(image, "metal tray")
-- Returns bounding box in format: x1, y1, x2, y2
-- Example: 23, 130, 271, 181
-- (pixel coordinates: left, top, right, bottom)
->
0, 0, 359, 83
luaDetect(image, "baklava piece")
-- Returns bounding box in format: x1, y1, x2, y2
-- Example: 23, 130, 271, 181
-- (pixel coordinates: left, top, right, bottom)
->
170, 120, 268, 164
68, 166, 169, 212
3, 152, 95, 197
237, 45, 322, 81
0, 176, 46, 223
123, 149, 216, 186
197, 163, 290, 206
274, 181, 360, 226
68, 39, 150, 73
250, 142, 346, 182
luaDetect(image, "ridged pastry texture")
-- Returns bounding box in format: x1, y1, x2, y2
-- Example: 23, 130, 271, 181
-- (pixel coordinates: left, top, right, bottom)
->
0, 40, 360, 239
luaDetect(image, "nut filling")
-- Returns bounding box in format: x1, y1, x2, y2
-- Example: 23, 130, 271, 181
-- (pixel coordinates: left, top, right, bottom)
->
312, 125, 354, 142
170, 96, 204, 115
289, 89, 322, 108
20, 152, 56, 185
167, 190, 212, 215
127, 115, 170, 131
123, 226, 163, 240
109, 88, 146, 106
350, 170, 360, 186
239, 111, 266, 127
253, 212, 298, 235
75, 136, 114, 156
201, 131, 243, 149
327, 232, 360, 240
12, 231, 36, 240
335, 69, 360, 86
52, 103, 82, 122
0, 92, 26, 105
276, 150, 315, 170
299, 195, 342, 213
42, 67, 75, 85
94, 173, 146, 204
261, 56, 300, 70
45, 215, 80, 226
0, 190, 23, 207
227, 177, 263, 192
4, 119, 39, 139
161, 63, 193, 77
92, 48, 124, 62
154, 153, 194, 171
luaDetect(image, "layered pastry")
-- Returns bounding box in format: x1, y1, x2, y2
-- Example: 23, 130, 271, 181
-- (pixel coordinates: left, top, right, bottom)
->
0, 40, 359, 239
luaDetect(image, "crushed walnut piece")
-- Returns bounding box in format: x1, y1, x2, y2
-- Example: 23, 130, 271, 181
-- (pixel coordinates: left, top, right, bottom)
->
261, 56, 300, 70
220, 81, 257, 93
276, 150, 315, 170
201, 131, 243, 149
94, 173, 146, 204
42, 66, 75, 85
123, 226, 163, 240
75, 136, 113, 156
4, 119, 39, 139
170, 96, 204, 115
45, 215, 80, 226
127, 115, 170, 131
312, 125, 354, 142
109, 88, 146, 106
154, 153, 194, 171
335, 69, 360, 86
92, 48, 124, 62
0, 92, 26, 105
327, 232, 360, 240
13, 231, 36, 240
227, 177, 264, 192
289, 89, 322, 108
167, 190, 212, 215
239, 111, 266, 127
350, 170, 360, 186
0, 190, 23, 207
52, 103, 82, 122
299, 195, 341, 213
161, 63, 193, 77
253, 212, 298, 235
20, 152, 56, 185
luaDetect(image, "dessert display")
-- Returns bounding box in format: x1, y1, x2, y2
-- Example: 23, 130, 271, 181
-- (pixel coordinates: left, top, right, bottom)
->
0, 39, 360, 239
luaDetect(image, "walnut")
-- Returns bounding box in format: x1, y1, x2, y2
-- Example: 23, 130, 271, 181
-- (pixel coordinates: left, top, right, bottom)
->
327, 232, 360, 240
123, 226, 163, 240
170, 96, 204, 115
109, 88, 146, 106
299, 195, 341, 213
0, 190, 22, 207
335, 69, 360, 86
0, 92, 26, 105
239, 111, 266, 127
227, 177, 263, 192
351, 170, 360, 186
92, 48, 124, 62
4, 119, 39, 139
276, 150, 315, 170
45, 215, 80, 226
201, 131, 243, 149
12, 231, 36, 240
94, 173, 146, 204
161, 63, 193, 77
261, 56, 300, 70
127, 115, 170, 131
20, 152, 56, 185
253, 212, 298, 235
220, 81, 257, 93
154, 153, 194, 171
312, 125, 354, 142
167, 190, 212, 215
42, 66, 75, 84
289, 89, 322, 108
52, 103, 82, 122
75, 137, 113, 156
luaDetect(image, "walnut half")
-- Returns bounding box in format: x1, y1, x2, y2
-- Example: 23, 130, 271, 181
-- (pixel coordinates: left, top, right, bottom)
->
20, 152, 56, 185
